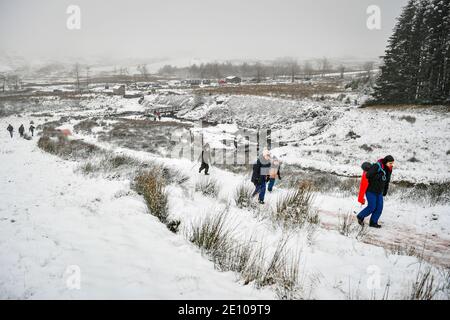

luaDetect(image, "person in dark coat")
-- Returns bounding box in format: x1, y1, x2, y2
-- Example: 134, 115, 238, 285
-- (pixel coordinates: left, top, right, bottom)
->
198, 143, 212, 175
7, 124, 13, 138
357, 155, 395, 228
29, 124, 35, 136
18, 124, 25, 137
251, 148, 271, 204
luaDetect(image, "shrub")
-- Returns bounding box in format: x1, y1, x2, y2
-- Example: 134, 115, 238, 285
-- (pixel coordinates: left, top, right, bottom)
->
275, 182, 318, 227
407, 266, 437, 300
346, 130, 361, 139
38, 135, 101, 160
338, 212, 355, 237
108, 154, 137, 168
187, 215, 303, 299
73, 119, 98, 133
195, 177, 220, 198
360, 144, 373, 152
189, 209, 231, 259
399, 115, 416, 124
134, 171, 169, 223
234, 182, 256, 208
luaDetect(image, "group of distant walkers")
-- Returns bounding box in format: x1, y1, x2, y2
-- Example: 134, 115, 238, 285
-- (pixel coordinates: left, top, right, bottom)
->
153, 110, 162, 121
6, 122, 35, 139
197, 143, 282, 205
197, 140, 394, 229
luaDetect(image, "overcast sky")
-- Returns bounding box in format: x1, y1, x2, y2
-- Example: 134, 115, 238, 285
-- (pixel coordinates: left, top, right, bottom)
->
0, 0, 409, 63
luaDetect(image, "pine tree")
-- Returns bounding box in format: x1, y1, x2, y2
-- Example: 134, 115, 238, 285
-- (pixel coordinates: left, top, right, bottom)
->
373, 0, 419, 103
373, 0, 450, 104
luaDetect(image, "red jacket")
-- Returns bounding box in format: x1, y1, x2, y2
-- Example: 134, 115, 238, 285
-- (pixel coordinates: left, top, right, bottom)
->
358, 171, 369, 204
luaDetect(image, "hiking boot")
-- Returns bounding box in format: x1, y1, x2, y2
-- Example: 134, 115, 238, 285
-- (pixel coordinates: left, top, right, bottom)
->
204, 173, 210, 175
258, 200, 265, 204
357, 216, 364, 226
369, 222, 382, 228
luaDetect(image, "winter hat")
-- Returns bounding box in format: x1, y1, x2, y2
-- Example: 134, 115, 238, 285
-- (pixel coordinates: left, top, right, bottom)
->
383, 155, 395, 163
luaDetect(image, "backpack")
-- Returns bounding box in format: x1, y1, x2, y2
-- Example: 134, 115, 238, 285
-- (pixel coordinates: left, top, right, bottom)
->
358, 161, 386, 204
361, 161, 386, 179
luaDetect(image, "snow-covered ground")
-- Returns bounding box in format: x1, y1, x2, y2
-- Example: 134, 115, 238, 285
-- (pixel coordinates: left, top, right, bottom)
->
0, 117, 273, 299
1, 90, 449, 300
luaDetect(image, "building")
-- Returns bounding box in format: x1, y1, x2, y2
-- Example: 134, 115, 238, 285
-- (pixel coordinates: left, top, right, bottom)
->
225, 76, 241, 84
185, 79, 202, 86
112, 85, 125, 96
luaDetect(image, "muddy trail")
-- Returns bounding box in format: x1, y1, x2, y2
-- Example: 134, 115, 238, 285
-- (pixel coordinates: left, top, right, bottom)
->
319, 209, 450, 268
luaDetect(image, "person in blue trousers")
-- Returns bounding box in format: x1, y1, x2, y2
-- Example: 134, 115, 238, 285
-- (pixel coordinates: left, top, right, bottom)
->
251, 149, 271, 204
357, 155, 394, 228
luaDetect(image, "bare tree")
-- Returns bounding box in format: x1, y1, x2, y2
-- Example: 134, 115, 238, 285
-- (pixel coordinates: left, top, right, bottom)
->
74, 63, 81, 92
119, 67, 129, 76
303, 61, 314, 78
86, 66, 90, 89
289, 60, 299, 83
338, 65, 346, 79
255, 62, 264, 83
320, 57, 331, 78
0, 74, 6, 92
137, 64, 149, 80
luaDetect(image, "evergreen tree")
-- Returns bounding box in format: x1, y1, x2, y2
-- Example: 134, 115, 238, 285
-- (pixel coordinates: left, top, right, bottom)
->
373, 0, 450, 104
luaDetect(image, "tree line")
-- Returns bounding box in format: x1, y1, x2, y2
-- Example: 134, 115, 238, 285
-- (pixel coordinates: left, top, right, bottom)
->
158, 58, 374, 82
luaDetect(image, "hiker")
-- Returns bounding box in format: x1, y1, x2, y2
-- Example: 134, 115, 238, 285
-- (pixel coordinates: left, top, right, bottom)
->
18, 124, 25, 137
251, 148, 271, 204
198, 143, 212, 175
267, 156, 282, 192
29, 124, 35, 136
157, 111, 161, 121
357, 155, 395, 228
7, 124, 13, 138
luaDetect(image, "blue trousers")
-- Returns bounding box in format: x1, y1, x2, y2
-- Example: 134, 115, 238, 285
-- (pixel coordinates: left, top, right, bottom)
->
357, 192, 384, 224
268, 178, 276, 192
253, 179, 267, 201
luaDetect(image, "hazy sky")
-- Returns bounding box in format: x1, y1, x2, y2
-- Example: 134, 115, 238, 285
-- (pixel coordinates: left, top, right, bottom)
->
0, 0, 409, 62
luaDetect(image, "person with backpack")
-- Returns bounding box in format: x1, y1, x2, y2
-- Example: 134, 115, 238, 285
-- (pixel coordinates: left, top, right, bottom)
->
198, 143, 212, 175
357, 155, 395, 228
7, 124, 13, 138
29, 124, 35, 136
267, 156, 282, 192
251, 148, 271, 204
18, 124, 25, 137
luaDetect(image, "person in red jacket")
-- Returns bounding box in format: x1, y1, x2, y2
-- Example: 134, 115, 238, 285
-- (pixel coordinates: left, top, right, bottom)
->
357, 156, 394, 228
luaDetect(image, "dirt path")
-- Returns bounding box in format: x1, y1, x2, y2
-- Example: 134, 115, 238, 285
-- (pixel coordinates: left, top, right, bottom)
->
319, 209, 450, 268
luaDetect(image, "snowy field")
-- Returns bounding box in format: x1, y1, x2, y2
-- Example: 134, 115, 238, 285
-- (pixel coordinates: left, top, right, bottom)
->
0, 91, 449, 300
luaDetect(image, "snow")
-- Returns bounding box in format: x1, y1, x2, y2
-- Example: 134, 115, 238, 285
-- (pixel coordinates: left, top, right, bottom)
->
1, 90, 449, 300
0, 117, 273, 299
